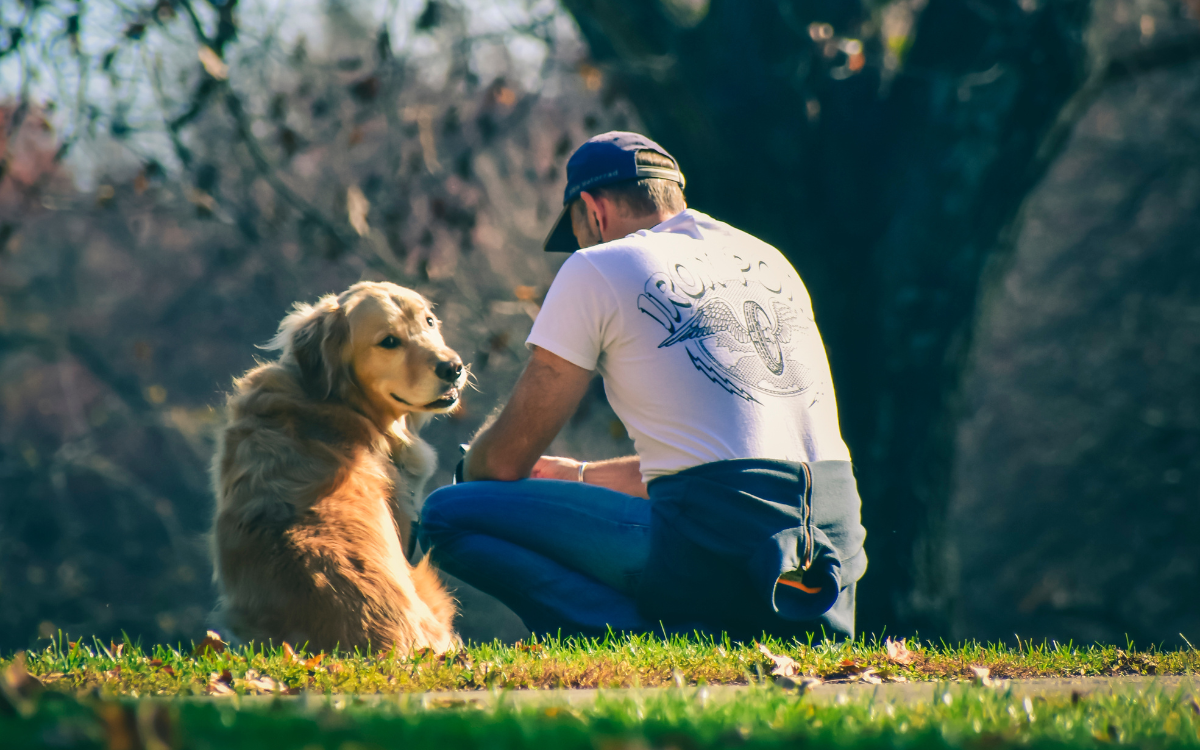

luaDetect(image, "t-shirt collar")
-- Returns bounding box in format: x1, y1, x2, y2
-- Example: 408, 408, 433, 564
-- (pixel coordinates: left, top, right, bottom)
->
646, 208, 704, 239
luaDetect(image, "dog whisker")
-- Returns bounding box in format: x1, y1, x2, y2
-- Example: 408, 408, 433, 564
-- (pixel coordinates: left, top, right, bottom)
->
461, 365, 482, 393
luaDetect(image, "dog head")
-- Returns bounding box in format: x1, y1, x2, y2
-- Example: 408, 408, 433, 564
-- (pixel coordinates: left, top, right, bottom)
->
268, 282, 465, 423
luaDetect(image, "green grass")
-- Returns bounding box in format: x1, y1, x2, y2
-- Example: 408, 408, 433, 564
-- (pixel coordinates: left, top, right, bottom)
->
4, 634, 1199, 748
4, 631, 1198, 696
5, 677, 1200, 749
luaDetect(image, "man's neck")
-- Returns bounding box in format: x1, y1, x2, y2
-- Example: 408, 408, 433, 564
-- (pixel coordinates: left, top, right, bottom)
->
601, 208, 683, 243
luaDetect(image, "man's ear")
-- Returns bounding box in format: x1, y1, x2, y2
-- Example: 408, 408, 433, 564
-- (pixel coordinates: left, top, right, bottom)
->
290, 302, 351, 399
579, 191, 607, 237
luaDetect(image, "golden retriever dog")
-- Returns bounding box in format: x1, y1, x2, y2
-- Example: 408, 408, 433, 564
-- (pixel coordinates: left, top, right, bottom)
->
211, 281, 465, 653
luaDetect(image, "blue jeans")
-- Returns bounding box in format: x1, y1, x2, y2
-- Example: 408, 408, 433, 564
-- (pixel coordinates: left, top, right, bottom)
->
419, 479, 655, 637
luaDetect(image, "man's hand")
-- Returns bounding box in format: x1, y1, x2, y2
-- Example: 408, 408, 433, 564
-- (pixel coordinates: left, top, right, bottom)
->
532, 454, 649, 499
464, 346, 593, 482
530, 456, 581, 481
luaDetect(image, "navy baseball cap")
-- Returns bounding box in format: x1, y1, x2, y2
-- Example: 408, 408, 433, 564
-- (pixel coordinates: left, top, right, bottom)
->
543, 131, 685, 253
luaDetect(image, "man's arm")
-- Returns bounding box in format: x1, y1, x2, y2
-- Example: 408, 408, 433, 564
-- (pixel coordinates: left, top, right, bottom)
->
464, 346, 593, 482
531, 454, 648, 499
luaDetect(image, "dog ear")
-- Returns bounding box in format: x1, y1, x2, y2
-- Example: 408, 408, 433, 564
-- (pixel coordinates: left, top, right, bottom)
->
289, 302, 351, 399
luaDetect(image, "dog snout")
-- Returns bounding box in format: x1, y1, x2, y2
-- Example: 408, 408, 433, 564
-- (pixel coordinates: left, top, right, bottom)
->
435, 356, 463, 383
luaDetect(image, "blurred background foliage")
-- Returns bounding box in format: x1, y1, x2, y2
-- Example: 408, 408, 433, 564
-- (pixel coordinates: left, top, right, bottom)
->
0, 0, 1197, 651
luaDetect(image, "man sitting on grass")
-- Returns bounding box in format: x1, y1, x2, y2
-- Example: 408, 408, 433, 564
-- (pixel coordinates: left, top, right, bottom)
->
420, 132, 866, 640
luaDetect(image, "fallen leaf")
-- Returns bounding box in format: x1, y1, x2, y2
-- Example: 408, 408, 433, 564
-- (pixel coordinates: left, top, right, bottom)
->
347, 185, 370, 237
191, 631, 226, 658
450, 651, 474, 670
886, 637, 915, 665
849, 667, 882, 684
756, 643, 799, 677
160, 665, 176, 677
198, 46, 229, 80
517, 643, 543, 654
303, 654, 325, 670
148, 660, 163, 667
969, 665, 995, 686
238, 669, 298, 695
775, 675, 823, 692
206, 670, 235, 697
282, 642, 298, 664
836, 659, 871, 675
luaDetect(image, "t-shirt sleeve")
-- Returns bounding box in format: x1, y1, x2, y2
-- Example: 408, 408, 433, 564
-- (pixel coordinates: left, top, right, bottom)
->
526, 254, 617, 371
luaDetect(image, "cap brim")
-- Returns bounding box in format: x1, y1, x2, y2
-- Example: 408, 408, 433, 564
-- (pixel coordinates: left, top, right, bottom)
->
543, 204, 580, 253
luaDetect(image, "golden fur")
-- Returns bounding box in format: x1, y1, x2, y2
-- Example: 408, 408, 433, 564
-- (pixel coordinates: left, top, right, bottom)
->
211, 281, 466, 653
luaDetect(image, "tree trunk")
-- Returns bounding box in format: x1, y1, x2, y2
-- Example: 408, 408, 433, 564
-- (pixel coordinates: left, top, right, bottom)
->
562, 0, 1091, 636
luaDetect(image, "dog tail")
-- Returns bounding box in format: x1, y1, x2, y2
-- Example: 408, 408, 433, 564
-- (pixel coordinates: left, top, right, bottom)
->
411, 553, 458, 630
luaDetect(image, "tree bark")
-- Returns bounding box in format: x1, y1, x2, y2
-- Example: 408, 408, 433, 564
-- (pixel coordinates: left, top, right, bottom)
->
562, 0, 1092, 636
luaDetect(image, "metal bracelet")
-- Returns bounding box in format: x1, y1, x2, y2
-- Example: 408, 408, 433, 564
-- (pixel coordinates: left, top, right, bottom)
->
577, 461, 588, 482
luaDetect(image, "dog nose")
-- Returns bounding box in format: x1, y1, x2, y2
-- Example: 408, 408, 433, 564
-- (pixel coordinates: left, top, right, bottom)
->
435, 357, 463, 383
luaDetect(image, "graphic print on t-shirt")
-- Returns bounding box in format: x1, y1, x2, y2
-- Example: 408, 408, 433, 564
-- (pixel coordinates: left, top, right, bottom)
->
636, 256, 822, 404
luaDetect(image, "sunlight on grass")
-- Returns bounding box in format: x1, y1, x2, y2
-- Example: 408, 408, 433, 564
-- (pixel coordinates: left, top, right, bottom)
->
3, 631, 1197, 696
4, 676, 1200, 749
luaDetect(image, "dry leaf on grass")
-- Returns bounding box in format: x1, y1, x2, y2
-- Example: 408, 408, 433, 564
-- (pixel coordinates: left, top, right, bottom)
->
756, 643, 799, 677
303, 653, 325, 670
449, 651, 474, 670
970, 665, 996, 686
886, 637, 915, 665
849, 667, 883, 685
191, 631, 227, 658
775, 675, 823, 692
206, 670, 235, 697
837, 659, 870, 675
282, 642, 299, 664
238, 669, 299, 695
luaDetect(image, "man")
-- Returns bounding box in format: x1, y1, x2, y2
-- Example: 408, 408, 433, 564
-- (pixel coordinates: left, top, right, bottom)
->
421, 132, 866, 640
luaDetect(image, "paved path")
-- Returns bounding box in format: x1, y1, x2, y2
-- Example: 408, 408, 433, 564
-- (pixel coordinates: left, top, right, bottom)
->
355, 675, 1195, 710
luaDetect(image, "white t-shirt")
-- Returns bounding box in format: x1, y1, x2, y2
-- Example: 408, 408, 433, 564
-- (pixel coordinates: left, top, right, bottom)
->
527, 209, 851, 482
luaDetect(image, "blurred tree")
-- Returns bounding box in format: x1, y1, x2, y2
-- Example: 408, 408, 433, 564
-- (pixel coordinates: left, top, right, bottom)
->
3, 0, 1198, 646
559, 0, 1200, 635
0, 0, 638, 648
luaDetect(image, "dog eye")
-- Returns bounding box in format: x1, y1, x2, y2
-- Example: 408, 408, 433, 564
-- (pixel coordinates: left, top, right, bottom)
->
378, 335, 402, 349
426, 316, 436, 327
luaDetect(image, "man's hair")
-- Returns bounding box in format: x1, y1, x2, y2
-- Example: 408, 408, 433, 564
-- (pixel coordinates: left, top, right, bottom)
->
573, 150, 686, 221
